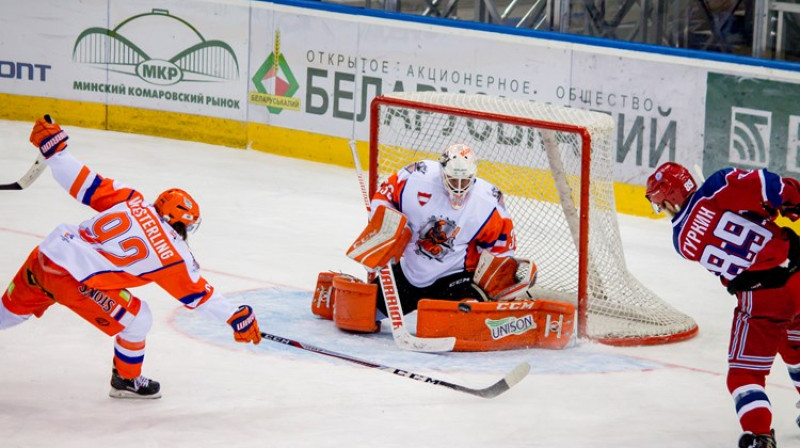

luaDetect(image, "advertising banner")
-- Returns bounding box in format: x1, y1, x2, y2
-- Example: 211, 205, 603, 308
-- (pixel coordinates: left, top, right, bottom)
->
704, 72, 800, 178
1, 0, 250, 121
247, 7, 574, 143
569, 51, 707, 183
246, 3, 798, 185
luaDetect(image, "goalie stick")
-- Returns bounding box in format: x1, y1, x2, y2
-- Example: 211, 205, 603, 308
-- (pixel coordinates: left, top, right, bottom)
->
0, 154, 46, 190
260, 331, 530, 398
349, 140, 456, 352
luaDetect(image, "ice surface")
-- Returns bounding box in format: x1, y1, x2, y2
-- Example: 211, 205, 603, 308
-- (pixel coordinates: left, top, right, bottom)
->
1, 119, 797, 447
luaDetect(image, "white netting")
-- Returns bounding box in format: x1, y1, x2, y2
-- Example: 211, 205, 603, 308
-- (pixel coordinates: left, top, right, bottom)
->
371, 92, 697, 345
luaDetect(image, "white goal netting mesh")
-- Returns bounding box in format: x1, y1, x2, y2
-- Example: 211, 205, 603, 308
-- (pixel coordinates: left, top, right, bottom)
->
371, 92, 697, 345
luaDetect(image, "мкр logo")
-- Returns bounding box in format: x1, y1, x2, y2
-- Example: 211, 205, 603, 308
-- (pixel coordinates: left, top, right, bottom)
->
73, 9, 239, 86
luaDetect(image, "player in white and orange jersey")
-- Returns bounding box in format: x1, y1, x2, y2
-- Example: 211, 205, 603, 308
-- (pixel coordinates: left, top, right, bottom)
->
646, 162, 800, 448
0, 116, 262, 399
356, 143, 535, 319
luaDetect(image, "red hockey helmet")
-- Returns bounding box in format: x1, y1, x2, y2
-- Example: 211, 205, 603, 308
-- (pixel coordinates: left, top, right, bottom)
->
154, 188, 201, 236
645, 162, 697, 214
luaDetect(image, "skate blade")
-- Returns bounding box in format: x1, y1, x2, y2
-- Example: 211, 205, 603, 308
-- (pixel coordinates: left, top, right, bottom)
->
108, 388, 162, 399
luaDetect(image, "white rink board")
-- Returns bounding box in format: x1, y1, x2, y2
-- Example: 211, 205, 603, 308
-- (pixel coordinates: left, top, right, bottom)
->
0, 0, 250, 120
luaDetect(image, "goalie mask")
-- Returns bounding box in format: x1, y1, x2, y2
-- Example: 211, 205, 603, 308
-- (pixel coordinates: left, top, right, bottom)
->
154, 188, 202, 238
645, 162, 697, 214
439, 143, 478, 209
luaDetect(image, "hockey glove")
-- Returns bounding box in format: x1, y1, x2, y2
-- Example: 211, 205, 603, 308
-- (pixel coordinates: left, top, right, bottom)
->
29, 115, 68, 159
474, 251, 537, 301
227, 305, 262, 345
782, 204, 800, 222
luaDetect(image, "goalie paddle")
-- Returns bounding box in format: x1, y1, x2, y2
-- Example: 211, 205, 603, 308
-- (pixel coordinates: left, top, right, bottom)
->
260, 331, 531, 398
0, 154, 46, 190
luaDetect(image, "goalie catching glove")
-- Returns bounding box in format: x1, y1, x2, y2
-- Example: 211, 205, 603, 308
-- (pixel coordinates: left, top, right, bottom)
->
346, 205, 412, 270
473, 251, 537, 301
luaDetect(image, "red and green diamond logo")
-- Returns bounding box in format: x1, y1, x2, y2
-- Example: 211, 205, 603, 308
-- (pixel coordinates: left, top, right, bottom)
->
250, 52, 300, 114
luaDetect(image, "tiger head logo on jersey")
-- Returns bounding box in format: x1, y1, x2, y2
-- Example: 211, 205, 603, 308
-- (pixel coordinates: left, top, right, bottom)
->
415, 216, 460, 261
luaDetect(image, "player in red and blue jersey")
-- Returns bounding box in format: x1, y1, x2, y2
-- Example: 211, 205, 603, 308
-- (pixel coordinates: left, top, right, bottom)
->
646, 162, 800, 448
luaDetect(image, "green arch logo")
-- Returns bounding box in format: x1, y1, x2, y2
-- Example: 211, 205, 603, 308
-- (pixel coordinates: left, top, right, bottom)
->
73, 9, 239, 85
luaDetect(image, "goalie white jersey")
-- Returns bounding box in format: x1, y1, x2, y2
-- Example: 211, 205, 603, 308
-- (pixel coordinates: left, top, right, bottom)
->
371, 160, 516, 287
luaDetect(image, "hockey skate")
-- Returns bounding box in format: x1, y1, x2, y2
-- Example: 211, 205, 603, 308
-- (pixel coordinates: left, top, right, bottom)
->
737, 429, 776, 448
109, 368, 161, 399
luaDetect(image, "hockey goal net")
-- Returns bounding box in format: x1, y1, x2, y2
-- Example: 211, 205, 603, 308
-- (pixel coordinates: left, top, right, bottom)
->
369, 92, 698, 346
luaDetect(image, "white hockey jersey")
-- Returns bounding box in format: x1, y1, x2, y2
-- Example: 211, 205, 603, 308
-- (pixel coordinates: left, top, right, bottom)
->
35, 151, 234, 321
371, 160, 516, 287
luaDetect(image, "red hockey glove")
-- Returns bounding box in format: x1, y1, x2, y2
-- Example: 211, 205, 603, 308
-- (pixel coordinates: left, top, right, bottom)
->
227, 305, 262, 345
29, 115, 68, 158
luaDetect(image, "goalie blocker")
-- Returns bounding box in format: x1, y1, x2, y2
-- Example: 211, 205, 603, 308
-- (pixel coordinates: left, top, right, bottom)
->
345, 205, 411, 270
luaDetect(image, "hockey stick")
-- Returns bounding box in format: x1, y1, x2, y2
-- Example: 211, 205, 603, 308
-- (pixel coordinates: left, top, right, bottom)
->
1, 114, 58, 191
260, 331, 530, 398
693, 164, 706, 183
0, 154, 46, 190
349, 140, 455, 352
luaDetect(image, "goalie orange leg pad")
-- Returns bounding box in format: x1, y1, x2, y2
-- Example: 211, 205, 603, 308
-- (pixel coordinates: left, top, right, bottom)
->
332, 275, 380, 333
311, 271, 336, 320
416, 299, 575, 351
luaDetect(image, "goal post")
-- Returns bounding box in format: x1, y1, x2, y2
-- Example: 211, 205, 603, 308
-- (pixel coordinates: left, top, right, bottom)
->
368, 92, 698, 346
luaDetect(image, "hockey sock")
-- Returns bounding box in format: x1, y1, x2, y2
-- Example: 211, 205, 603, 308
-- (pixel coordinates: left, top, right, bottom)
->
113, 336, 146, 379
787, 361, 800, 394
728, 372, 772, 434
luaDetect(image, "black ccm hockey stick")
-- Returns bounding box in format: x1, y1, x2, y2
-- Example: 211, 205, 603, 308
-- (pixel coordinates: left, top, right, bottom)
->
0, 153, 46, 190
1, 114, 56, 190
260, 331, 531, 398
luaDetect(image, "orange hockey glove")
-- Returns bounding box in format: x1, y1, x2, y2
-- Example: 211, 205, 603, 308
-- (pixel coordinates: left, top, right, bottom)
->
473, 251, 538, 301
29, 115, 68, 158
227, 305, 262, 345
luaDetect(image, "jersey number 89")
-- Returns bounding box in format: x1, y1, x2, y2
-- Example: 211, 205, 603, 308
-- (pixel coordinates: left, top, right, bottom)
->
699, 211, 772, 280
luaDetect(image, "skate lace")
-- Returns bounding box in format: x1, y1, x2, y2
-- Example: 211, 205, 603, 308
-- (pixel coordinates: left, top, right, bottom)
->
133, 376, 150, 390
